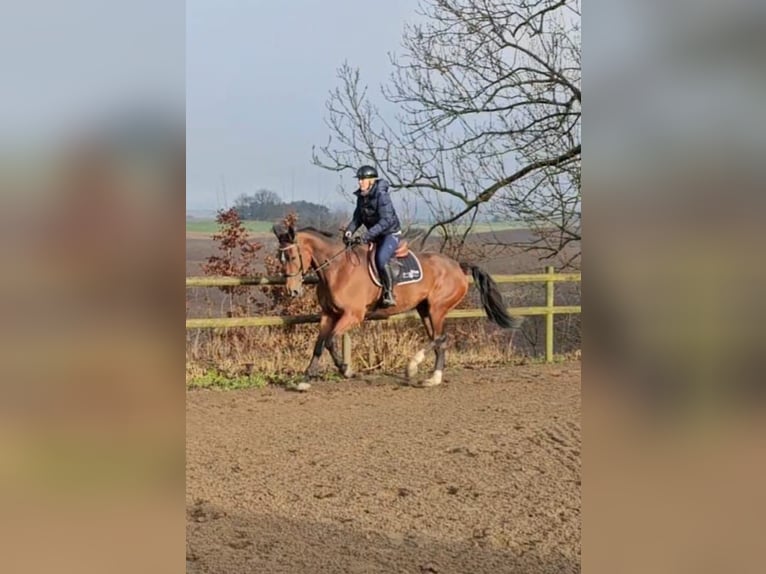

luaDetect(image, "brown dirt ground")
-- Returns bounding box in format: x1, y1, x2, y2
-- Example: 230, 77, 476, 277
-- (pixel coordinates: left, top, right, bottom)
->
186, 362, 581, 573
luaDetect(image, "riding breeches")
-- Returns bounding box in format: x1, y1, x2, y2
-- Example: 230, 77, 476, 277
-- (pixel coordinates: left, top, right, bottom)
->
374, 233, 400, 272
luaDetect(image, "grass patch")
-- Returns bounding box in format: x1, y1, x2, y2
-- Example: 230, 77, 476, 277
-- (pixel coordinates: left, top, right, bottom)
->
187, 366, 346, 390
188, 369, 270, 390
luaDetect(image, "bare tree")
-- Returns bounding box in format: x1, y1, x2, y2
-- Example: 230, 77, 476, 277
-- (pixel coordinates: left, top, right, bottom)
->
313, 0, 580, 264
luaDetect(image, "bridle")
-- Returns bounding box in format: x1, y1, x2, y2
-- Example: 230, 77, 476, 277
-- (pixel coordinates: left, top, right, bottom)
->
278, 243, 306, 278
279, 240, 352, 281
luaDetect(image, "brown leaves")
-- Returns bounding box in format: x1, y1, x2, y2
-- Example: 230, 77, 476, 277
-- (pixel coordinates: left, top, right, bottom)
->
201, 208, 263, 285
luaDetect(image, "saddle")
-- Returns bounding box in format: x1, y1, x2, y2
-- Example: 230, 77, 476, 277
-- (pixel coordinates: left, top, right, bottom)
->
367, 241, 423, 287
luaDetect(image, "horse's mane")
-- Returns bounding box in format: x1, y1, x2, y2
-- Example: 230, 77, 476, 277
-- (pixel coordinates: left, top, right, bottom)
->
297, 226, 335, 238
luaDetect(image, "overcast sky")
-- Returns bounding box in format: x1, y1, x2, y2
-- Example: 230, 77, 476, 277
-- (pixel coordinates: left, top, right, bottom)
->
1, 0, 184, 149
186, 0, 418, 211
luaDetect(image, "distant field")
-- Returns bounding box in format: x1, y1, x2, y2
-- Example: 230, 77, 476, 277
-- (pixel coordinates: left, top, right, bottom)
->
409, 221, 547, 233
186, 220, 274, 234
187, 219, 538, 235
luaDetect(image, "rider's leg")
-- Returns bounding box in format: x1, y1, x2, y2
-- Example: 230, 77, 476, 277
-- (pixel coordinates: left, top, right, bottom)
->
375, 235, 399, 307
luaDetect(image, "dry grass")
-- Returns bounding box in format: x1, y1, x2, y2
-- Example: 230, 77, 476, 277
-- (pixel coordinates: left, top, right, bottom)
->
186, 312, 580, 386
186, 321, 493, 382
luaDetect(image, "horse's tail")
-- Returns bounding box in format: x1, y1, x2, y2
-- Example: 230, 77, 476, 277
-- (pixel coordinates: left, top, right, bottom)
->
460, 263, 524, 330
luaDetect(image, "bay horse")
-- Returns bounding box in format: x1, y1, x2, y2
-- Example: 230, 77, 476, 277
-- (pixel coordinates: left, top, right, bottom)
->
272, 222, 522, 387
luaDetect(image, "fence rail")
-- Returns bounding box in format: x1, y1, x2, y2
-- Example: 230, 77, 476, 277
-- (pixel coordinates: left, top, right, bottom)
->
185, 272, 581, 287
186, 267, 581, 363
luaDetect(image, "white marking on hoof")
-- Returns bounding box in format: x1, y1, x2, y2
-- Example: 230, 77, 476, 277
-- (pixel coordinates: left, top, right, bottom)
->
421, 370, 443, 387
287, 381, 311, 392
342, 365, 354, 378
406, 349, 426, 379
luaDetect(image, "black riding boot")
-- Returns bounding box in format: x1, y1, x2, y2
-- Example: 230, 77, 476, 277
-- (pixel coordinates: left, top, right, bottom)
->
379, 263, 397, 307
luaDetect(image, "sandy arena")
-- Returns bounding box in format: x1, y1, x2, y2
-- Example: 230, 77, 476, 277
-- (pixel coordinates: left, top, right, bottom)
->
186, 363, 580, 573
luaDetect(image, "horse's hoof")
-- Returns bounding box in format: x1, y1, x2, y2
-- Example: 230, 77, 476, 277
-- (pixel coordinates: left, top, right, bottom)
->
406, 350, 425, 380
419, 370, 443, 388
418, 379, 440, 388
286, 381, 311, 392
338, 363, 356, 379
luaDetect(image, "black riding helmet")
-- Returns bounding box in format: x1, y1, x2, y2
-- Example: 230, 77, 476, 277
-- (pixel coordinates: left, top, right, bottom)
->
355, 165, 378, 179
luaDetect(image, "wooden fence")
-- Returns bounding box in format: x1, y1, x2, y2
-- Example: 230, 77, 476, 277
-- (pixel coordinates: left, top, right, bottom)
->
186, 266, 581, 363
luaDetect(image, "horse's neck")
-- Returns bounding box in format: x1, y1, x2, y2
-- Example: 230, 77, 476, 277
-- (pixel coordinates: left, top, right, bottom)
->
300, 234, 371, 304
300, 234, 335, 268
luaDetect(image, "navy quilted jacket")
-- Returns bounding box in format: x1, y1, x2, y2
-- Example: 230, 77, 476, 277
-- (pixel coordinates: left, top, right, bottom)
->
347, 179, 401, 241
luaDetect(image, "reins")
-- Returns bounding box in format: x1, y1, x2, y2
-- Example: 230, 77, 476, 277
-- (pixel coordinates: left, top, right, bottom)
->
279, 242, 354, 279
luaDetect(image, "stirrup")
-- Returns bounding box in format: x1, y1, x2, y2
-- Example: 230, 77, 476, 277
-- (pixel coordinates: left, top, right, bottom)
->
381, 291, 396, 307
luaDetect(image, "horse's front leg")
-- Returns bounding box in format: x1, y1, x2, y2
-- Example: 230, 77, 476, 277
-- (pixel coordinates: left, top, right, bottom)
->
305, 313, 336, 379
325, 335, 351, 378
328, 309, 365, 378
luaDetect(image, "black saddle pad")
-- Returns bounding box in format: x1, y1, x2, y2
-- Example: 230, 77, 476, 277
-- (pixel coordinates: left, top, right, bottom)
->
368, 247, 423, 287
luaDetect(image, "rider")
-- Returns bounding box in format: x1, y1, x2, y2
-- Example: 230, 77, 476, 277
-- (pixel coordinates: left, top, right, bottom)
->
343, 165, 401, 307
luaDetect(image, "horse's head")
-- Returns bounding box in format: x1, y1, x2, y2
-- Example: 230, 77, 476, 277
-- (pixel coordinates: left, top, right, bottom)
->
272, 222, 308, 298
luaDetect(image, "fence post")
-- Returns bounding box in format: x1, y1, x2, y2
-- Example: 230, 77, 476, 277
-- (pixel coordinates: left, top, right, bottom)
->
342, 333, 352, 369
545, 265, 554, 363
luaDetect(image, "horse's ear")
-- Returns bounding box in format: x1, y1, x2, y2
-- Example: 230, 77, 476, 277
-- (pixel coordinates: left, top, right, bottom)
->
272, 222, 287, 240
287, 224, 296, 242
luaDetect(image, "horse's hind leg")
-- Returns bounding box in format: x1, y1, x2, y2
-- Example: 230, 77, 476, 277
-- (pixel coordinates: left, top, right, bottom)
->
421, 335, 447, 387
406, 301, 435, 380
406, 339, 436, 379
421, 309, 448, 387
